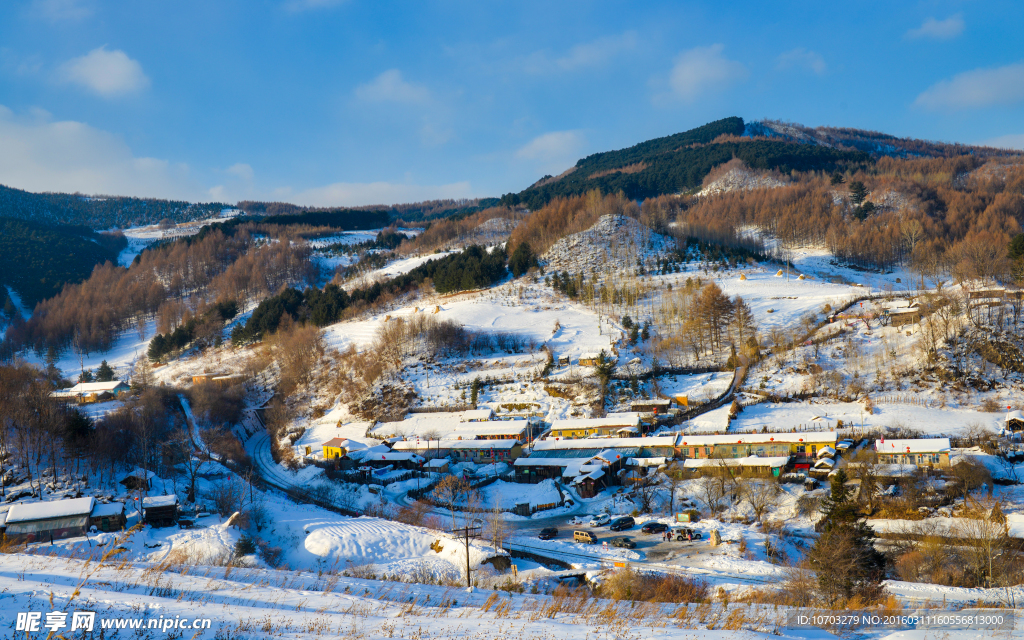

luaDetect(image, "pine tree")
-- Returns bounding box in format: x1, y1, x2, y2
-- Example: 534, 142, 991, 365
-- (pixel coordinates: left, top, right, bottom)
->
95, 360, 116, 382
848, 181, 868, 206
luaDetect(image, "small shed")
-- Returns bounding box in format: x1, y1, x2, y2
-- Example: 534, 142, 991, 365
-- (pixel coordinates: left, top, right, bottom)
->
120, 468, 156, 491
90, 502, 126, 532
630, 399, 672, 414
4, 497, 96, 543
1006, 410, 1024, 432
142, 495, 179, 527
426, 458, 450, 473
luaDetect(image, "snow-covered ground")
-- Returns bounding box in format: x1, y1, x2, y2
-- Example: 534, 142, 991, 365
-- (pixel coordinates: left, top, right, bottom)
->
730, 401, 1005, 436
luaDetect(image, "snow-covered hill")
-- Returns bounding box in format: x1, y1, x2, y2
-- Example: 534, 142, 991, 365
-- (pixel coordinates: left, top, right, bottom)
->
543, 214, 672, 275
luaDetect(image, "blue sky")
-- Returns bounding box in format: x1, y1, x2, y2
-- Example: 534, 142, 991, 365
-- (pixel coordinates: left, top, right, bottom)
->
1, 0, 1023, 208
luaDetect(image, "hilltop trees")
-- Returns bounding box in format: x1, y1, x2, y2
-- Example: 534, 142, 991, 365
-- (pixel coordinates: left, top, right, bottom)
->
508, 241, 537, 277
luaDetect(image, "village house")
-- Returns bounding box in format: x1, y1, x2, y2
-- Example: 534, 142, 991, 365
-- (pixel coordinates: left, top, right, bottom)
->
369, 409, 511, 440
90, 502, 127, 533
4, 497, 97, 544
874, 438, 951, 468
546, 413, 643, 439
629, 398, 673, 416
391, 438, 523, 463
1006, 410, 1024, 433
514, 435, 677, 489
142, 495, 179, 527
682, 455, 789, 477
321, 437, 368, 460
676, 432, 837, 471
52, 380, 131, 404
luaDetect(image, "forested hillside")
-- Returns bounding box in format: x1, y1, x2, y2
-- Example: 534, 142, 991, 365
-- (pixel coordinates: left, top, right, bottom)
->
0, 217, 126, 306
0, 184, 225, 229
502, 117, 869, 209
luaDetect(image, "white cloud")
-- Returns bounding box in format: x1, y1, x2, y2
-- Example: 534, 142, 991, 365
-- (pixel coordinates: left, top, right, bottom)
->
58, 46, 149, 97
226, 163, 254, 181
906, 14, 964, 40
0, 105, 199, 200
524, 31, 637, 74
283, 0, 347, 12
31, 0, 93, 21
664, 44, 748, 104
354, 69, 430, 105
288, 181, 474, 208
915, 62, 1024, 110
776, 48, 826, 75
982, 133, 1024, 150
516, 131, 586, 161
515, 130, 587, 176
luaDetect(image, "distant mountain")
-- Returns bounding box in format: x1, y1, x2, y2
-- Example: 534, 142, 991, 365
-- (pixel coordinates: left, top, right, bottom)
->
0, 183, 226, 229
0, 217, 124, 307
501, 117, 1021, 210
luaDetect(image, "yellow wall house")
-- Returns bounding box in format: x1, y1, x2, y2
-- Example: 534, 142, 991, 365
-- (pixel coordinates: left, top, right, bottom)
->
874, 438, 951, 468
322, 437, 348, 459
677, 432, 837, 464
548, 414, 642, 439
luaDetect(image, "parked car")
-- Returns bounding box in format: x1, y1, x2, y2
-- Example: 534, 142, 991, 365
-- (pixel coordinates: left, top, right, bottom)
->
538, 527, 558, 540
610, 536, 636, 549
588, 513, 611, 527
573, 530, 597, 544
641, 522, 669, 534
609, 516, 635, 531
673, 527, 702, 542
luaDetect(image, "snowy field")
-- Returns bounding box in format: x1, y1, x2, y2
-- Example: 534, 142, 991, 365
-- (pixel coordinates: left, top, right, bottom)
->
731, 401, 1005, 436
475, 479, 560, 509
0, 550, 901, 640
658, 372, 734, 403
322, 286, 617, 360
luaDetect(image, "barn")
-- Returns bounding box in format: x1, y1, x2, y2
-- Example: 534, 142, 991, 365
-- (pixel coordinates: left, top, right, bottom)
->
4, 497, 96, 544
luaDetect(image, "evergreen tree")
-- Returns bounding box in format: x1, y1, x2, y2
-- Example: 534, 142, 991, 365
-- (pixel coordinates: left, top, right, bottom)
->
830, 172, 846, 185
78, 369, 94, 383
508, 241, 537, 278
95, 360, 116, 382
808, 468, 884, 606
1009, 234, 1024, 262
848, 181, 868, 206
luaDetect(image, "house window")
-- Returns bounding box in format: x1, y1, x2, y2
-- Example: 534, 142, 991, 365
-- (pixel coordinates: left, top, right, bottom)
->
797, 445, 806, 455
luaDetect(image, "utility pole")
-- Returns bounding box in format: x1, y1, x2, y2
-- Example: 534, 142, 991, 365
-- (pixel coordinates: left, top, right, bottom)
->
451, 524, 481, 588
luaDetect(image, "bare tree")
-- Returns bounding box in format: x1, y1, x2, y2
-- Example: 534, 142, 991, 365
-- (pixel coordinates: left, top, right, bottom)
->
742, 478, 782, 522
633, 475, 662, 514
696, 474, 726, 517
431, 474, 472, 531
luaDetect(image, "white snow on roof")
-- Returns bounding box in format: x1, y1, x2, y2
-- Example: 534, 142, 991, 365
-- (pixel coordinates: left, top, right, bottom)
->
534, 435, 676, 450
682, 456, 789, 469
371, 411, 521, 439
1007, 410, 1024, 422
874, 438, 951, 454
549, 414, 641, 430
142, 495, 178, 508
397, 439, 519, 451
67, 381, 129, 393
6, 497, 96, 523
627, 457, 668, 466
817, 446, 836, 458
678, 432, 836, 446
90, 502, 125, 518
